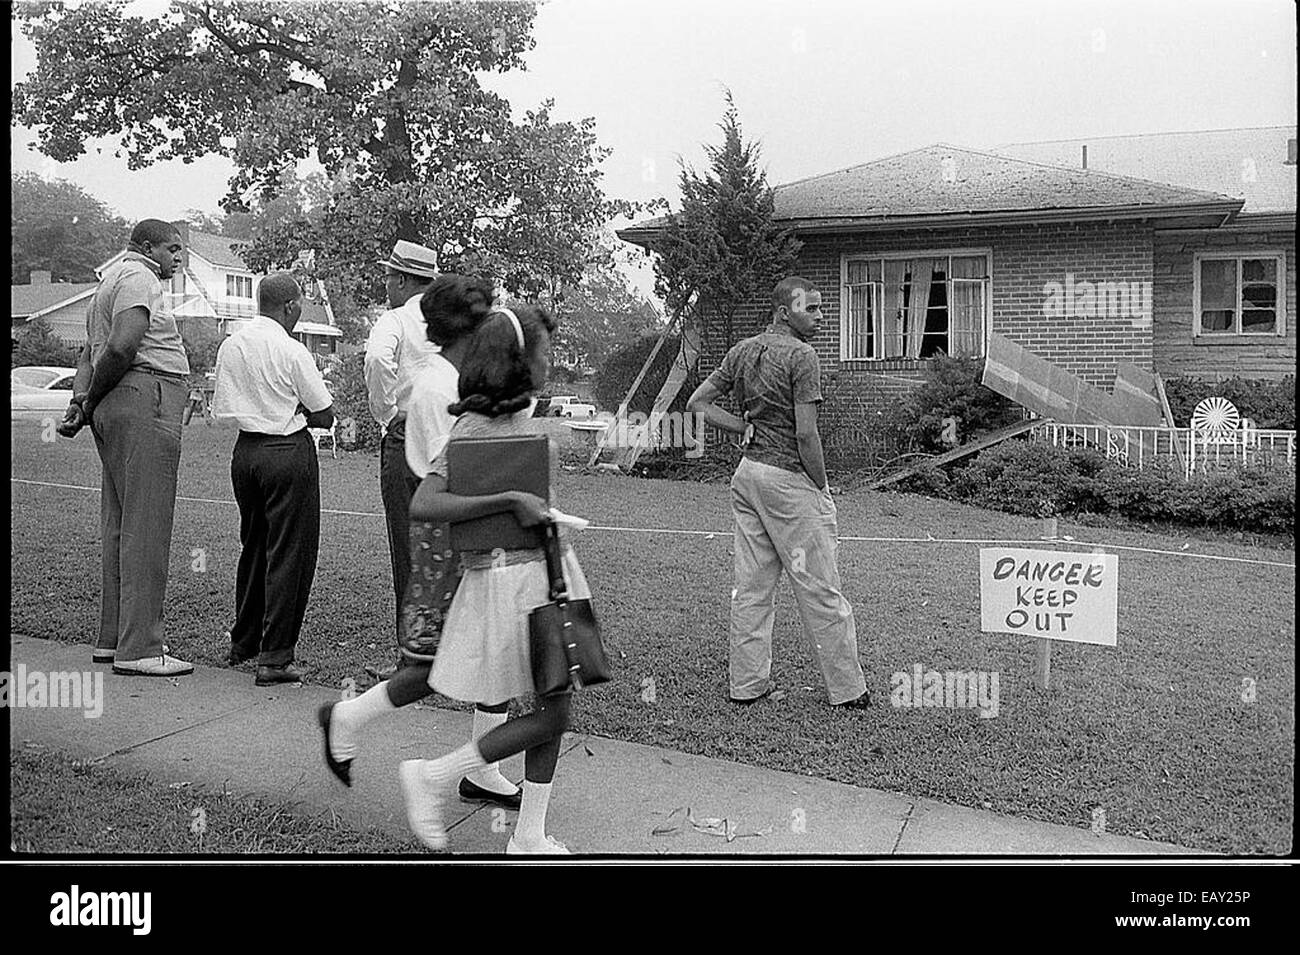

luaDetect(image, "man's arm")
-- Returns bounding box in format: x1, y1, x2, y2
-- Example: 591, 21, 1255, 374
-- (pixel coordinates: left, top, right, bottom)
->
687, 380, 747, 436
363, 314, 401, 427
82, 306, 150, 418
794, 402, 829, 491
292, 348, 336, 430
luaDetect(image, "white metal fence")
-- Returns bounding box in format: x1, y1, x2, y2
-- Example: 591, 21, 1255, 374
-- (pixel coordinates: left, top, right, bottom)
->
1028, 421, 1296, 480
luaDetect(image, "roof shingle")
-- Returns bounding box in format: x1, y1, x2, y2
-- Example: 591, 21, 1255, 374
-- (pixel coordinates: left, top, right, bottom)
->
994, 126, 1297, 216
11, 283, 98, 318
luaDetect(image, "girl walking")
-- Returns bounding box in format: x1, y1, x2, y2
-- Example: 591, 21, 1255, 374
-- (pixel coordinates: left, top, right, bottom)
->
399, 303, 590, 855
318, 275, 521, 808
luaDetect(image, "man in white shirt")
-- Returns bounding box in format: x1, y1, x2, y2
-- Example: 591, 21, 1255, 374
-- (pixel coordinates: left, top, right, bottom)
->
213, 273, 334, 686
364, 239, 441, 643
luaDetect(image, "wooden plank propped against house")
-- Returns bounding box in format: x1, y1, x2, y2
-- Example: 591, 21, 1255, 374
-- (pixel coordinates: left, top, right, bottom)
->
868, 418, 1047, 490
587, 309, 680, 468
616, 311, 703, 470
1153, 371, 1188, 474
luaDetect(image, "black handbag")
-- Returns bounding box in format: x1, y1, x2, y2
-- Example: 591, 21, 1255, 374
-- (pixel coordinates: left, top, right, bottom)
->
398, 521, 463, 662
528, 523, 611, 694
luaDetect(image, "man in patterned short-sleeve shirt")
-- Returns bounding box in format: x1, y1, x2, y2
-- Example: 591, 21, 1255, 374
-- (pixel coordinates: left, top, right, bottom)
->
688, 277, 869, 709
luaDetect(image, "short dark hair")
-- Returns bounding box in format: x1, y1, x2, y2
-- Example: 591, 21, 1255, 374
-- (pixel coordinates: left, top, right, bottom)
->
129, 219, 180, 248
772, 276, 817, 314
257, 273, 302, 314
450, 304, 557, 418
420, 274, 495, 347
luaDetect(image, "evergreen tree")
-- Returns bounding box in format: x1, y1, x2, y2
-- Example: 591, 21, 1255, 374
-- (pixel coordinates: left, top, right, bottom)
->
650, 92, 801, 350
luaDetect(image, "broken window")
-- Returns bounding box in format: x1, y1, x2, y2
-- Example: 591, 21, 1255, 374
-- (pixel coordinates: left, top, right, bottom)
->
1195, 254, 1285, 336
840, 251, 988, 360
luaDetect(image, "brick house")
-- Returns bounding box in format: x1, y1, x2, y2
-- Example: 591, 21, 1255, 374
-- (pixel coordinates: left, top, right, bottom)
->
619, 135, 1294, 446
996, 127, 1296, 381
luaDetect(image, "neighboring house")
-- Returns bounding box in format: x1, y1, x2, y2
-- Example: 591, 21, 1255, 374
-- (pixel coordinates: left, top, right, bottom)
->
93, 221, 341, 361
619, 132, 1295, 443
11, 271, 98, 346
996, 126, 1297, 380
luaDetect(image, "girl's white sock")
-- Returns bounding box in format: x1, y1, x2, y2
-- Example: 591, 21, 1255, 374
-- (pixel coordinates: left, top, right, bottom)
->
464, 709, 519, 796
427, 742, 487, 789
515, 780, 554, 845
330, 682, 396, 760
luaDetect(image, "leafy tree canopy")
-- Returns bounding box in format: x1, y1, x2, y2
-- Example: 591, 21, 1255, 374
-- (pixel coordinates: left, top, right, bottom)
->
649, 91, 800, 349
11, 172, 130, 283
12, 0, 645, 308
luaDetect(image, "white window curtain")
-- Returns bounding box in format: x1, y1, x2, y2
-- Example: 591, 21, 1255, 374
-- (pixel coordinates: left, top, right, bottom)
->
949, 255, 987, 357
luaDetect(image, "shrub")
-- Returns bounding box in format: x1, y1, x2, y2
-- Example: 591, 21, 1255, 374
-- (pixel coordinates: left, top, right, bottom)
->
900, 355, 1021, 452
904, 439, 1294, 535
11, 318, 80, 369
1162, 374, 1295, 429
592, 333, 687, 416
327, 352, 383, 452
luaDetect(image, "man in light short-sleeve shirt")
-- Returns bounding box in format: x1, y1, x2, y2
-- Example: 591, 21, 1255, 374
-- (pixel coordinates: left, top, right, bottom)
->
57, 219, 193, 677
213, 273, 334, 686
689, 277, 868, 709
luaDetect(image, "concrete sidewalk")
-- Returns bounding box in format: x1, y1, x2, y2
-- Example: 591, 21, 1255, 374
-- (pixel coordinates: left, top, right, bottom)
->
7, 635, 1202, 856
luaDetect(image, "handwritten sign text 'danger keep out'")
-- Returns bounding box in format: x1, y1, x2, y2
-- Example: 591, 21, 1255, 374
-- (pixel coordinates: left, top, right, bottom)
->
979, 547, 1118, 646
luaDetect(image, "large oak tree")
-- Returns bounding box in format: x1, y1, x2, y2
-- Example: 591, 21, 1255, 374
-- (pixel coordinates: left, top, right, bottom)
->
12, 0, 639, 306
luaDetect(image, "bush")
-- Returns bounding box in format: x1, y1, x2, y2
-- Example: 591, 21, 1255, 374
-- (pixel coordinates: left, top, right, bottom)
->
1163, 375, 1295, 429
11, 318, 80, 369
592, 333, 688, 416
901, 439, 1294, 536
327, 352, 383, 452
900, 355, 1021, 452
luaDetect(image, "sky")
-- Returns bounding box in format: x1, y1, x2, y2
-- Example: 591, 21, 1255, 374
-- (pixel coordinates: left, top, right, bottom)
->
10, 0, 1298, 301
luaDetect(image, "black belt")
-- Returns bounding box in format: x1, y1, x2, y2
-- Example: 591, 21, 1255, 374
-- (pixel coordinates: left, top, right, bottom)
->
129, 365, 187, 382
237, 428, 310, 441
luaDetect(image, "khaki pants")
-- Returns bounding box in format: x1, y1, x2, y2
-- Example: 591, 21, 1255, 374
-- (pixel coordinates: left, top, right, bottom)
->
729, 457, 866, 704
91, 369, 185, 663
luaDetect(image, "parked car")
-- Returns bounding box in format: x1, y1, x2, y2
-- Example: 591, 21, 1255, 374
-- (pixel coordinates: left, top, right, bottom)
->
11, 365, 77, 412
547, 395, 579, 417
558, 402, 597, 420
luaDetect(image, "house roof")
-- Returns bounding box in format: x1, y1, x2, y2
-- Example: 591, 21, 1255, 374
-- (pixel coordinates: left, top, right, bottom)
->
994, 126, 1297, 216
11, 282, 98, 319
187, 230, 252, 270
619, 143, 1244, 244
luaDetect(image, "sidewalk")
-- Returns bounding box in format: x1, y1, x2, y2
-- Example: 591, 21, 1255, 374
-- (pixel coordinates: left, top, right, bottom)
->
8, 635, 1202, 856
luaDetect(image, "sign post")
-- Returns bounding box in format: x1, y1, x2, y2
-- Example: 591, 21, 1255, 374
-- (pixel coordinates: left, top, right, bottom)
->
979, 547, 1118, 689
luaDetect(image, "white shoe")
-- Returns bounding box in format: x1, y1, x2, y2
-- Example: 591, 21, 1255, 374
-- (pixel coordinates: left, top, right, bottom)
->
112, 653, 194, 677
506, 834, 571, 855
398, 760, 448, 850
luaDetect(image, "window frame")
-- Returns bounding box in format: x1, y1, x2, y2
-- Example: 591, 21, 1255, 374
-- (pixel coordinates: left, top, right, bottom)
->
1192, 251, 1287, 338
839, 248, 992, 361
226, 273, 255, 301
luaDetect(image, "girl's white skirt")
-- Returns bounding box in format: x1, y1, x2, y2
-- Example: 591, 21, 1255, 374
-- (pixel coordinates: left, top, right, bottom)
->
429, 549, 592, 704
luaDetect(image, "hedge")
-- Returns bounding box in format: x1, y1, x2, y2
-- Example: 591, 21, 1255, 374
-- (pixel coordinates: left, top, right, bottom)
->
899, 440, 1294, 536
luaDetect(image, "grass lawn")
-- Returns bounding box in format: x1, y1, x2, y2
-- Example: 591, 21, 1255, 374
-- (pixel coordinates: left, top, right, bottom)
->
10, 415, 1296, 854
9, 745, 425, 854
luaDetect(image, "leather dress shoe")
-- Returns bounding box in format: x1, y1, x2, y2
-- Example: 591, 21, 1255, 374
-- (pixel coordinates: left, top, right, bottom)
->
835, 690, 871, 710
255, 662, 308, 686
728, 686, 773, 705
316, 703, 352, 787
458, 777, 523, 810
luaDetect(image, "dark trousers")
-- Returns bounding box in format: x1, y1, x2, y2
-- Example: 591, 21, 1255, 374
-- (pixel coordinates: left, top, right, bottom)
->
230, 429, 320, 666
380, 423, 422, 639
91, 369, 186, 662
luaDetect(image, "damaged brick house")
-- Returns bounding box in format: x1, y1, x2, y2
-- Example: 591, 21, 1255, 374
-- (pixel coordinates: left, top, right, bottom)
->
617, 127, 1295, 450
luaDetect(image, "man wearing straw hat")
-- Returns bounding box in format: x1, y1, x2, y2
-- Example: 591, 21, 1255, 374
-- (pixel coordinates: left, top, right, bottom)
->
365, 240, 442, 643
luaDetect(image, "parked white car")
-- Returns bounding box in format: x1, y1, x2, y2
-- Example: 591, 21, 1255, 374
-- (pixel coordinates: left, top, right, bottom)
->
11, 365, 77, 413
558, 402, 597, 420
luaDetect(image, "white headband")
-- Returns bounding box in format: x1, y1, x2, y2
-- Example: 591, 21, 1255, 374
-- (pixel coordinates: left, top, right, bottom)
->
494, 307, 525, 350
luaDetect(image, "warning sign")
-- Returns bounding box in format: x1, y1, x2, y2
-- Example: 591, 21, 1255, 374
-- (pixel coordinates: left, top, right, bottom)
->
979, 547, 1118, 647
